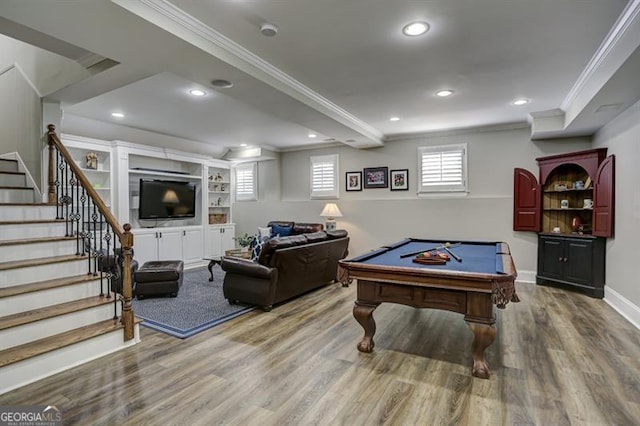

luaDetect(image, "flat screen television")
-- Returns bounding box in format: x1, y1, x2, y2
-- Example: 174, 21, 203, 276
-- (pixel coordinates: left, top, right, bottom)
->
138, 179, 196, 220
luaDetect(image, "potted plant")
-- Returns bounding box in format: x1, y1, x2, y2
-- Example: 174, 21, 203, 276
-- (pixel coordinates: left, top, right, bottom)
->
234, 233, 253, 253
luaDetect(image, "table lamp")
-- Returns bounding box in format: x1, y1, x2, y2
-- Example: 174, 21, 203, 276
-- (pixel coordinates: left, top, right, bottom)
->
320, 203, 343, 231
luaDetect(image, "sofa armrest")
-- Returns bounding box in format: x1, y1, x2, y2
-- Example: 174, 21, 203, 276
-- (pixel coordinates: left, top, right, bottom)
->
221, 257, 276, 280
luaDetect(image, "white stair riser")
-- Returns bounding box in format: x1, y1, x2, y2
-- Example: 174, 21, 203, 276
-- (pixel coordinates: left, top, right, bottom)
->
0, 189, 35, 203
0, 174, 26, 186
0, 302, 122, 351
0, 324, 140, 395
0, 222, 67, 240
1, 259, 88, 287
0, 240, 78, 262
0, 161, 18, 173
0, 205, 57, 221
0, 279, 102, 315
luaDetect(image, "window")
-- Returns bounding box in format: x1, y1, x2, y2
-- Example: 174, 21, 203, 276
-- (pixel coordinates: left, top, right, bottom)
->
310, 154, 338, 199
235, 162, 257, 201
418, 144, 467, 193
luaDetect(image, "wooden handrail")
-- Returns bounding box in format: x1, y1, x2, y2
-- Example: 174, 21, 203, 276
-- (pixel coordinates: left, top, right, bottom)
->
46, 124, 135, 341
47, 124, 123, 239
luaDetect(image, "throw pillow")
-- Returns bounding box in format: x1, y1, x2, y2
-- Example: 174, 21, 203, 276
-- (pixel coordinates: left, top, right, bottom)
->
257, 226, 271, 238
250, 235, 269, 261
271, 223, 292, 237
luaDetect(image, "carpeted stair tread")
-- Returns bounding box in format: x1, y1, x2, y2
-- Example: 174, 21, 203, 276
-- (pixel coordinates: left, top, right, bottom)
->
0, 254, 84, 271
0, 295, 118, 330
0, 318, 124, 368
0, 186, 33, 190
0, 274, 100, 298
0, 235, 73, 247
0, 171, 25, 176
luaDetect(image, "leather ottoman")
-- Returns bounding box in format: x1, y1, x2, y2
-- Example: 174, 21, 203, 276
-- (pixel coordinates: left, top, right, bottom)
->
134, 260, 184, 299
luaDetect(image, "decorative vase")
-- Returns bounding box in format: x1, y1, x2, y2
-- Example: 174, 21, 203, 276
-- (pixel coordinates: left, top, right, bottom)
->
571, 215, 582, 232
85, 152, 98, 169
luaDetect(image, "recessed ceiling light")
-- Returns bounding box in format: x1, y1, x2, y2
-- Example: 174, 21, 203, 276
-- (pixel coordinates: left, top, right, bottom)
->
260, 23, 278, 37
211, 79, 233, 89
436, 89, 454, 97
402, 21, 430, 37
111, 112, 125, 118
389, 117, 400, 121
240, 143, 247, 147
308, 133, 317, 138
512, 98, 530, 106
189, 89, 206, 97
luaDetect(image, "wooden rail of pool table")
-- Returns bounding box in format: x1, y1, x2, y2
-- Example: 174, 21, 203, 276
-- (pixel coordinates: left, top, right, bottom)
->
339, 240, 519, 379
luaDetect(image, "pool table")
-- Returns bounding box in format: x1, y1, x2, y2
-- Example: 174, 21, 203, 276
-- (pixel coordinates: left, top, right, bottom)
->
338, 238, 519, 379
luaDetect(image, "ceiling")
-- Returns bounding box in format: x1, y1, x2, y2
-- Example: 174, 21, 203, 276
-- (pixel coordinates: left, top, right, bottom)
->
1, 0, 639, 153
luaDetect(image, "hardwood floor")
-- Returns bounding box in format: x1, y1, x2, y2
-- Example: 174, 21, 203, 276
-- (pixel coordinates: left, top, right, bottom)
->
1, 281, 639, 425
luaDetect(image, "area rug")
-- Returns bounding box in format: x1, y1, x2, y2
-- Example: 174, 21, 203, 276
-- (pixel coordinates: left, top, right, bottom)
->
132, 266, 254, 338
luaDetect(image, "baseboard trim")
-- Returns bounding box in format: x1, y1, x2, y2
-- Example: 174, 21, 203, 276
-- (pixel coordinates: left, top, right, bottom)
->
515, 269, 536, 284
604, 287, 640, 330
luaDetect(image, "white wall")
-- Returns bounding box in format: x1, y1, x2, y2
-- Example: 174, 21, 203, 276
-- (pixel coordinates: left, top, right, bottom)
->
62, 114, 228, 159
233, 125, 592, 277
0, 33, 90, 97
0, 66, 42, 187
593, 99, 640, 308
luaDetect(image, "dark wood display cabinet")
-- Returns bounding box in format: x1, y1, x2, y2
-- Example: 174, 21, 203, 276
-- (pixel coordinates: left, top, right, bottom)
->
537, 234, 605, 297
513, 148, 614, 298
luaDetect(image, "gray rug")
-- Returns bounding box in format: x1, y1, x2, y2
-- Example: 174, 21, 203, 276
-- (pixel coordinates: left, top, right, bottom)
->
132, 266, 253, 338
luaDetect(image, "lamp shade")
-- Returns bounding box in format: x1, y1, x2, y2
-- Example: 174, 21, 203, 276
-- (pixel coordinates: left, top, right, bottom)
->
162, 189, 180, 204
319, 203, 343, 219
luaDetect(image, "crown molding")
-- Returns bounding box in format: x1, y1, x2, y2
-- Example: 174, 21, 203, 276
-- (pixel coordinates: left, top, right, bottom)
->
385, 121, 529, 142
114, 0, 384, 147
561, 0, 640, 111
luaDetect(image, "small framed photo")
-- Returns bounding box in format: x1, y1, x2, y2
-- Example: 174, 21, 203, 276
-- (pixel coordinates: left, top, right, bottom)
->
390, 169, 409, 191
363, 167, 388, 189
345, 171, 363, 191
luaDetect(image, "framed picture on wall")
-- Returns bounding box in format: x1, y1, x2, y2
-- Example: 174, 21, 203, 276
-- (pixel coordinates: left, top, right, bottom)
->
390, 169, 409, 191
363, 167, 388, 189
346, 171, 363, 191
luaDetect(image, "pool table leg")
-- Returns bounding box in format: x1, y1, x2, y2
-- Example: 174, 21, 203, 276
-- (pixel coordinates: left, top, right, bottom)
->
465, 320, 496, 379
353, 301, 379, 352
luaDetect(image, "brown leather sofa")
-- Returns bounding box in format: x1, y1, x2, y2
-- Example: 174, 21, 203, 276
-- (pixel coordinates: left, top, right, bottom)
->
221, 225, 349, 310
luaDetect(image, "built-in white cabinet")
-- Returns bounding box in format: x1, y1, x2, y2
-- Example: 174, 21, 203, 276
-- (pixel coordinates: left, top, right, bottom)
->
60, 134, 114, 210
206, 164, 232, 225
205, 224, 235, 257
133, 226, 203, 266
57, 135, 237, 268
183, 227, 205, 263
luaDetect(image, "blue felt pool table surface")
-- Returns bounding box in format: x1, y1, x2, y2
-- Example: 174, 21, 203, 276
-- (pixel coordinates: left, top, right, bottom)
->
354, 239, 508, 275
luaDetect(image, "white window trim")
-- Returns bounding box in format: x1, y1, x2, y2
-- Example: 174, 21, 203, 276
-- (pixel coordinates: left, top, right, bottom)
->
310, 154, 339, 199
417, 143, 468, 193
235, 162, 257, 201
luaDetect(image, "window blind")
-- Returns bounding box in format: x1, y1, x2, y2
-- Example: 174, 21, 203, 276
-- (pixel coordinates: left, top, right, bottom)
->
310, 154, 338, 199
418, 144, 467, 192
235, 162, 257, 201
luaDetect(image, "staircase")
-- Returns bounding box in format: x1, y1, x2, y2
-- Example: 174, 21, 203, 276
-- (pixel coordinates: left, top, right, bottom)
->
0, 157, 139, 395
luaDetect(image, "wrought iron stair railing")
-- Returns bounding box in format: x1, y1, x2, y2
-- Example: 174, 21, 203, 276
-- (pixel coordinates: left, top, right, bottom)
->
46, 124, 135, 341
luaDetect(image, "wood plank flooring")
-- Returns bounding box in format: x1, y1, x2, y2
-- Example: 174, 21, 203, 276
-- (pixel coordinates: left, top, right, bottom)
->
1, 282, 639, 425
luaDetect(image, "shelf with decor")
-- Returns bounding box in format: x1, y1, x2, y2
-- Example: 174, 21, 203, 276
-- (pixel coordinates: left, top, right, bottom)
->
513, 148, 614, 298
206, 165, 232, 225
60, 134, 114, 211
